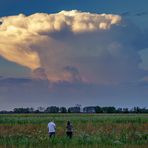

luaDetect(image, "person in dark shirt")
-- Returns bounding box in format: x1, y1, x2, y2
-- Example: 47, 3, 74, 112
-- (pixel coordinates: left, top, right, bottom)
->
66, 121, 73, 139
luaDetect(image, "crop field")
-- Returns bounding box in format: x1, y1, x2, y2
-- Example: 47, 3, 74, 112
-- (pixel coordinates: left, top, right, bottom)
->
0, 114, 148, 148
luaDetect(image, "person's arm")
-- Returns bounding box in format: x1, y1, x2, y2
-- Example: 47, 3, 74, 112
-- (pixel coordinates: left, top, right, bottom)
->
54, 123, 56, 130
47, 124, 49, 133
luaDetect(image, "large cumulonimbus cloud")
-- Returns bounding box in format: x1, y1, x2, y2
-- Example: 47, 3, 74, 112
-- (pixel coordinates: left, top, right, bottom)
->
0, 10, 147, 84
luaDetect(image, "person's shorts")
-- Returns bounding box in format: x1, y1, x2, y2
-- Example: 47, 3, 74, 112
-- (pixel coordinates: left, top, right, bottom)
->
49, 132, 55, 137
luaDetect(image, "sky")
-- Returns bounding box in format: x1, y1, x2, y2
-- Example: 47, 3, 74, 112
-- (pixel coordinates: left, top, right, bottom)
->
0, 0, 148, 110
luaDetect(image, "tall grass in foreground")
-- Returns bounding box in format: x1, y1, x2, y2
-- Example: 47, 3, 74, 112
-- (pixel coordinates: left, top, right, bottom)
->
0, 114, 148, 147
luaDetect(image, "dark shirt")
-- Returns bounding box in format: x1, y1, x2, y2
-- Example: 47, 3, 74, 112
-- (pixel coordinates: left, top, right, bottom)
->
66, 124, 73, 132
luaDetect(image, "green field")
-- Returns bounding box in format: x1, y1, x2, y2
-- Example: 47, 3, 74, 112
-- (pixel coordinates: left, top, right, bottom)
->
0, 114, 148, 147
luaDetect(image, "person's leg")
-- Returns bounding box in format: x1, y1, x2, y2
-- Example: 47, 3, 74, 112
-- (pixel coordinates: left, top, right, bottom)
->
66, 132, 72, 138
66, 132, 70, 138
52, 132, 55, 137
69, 132, 72, 139
49, 132, 55, 138
49, 132, 52, 137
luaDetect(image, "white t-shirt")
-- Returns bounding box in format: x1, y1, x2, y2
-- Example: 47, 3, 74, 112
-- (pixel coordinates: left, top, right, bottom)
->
47, 122, 56, 133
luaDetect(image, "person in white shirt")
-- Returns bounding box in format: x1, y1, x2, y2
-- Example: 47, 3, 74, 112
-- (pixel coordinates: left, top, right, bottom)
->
47, 121, 56, 137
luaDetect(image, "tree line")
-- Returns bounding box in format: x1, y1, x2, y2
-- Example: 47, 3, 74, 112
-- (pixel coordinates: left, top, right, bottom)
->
0, 106, 148, 113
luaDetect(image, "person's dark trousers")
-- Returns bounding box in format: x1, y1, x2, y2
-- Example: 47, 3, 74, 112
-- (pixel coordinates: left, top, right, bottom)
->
66, 132, 73, 139
49, 132, 55, 138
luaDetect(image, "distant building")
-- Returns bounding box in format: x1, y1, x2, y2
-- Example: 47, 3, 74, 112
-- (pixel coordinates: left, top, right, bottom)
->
83, 106, 96, 113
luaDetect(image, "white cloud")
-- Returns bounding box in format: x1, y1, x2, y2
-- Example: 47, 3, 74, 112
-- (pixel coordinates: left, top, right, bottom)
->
0, 10, 147, 84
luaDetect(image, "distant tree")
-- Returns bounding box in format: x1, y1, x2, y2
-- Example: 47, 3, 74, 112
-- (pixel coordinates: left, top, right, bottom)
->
133, 107, 143, 113
13, 108, 33, 113
68, 107, 80, 113
141, 107, 148, 113
0, 110, 8, 114
123, 108, 129, 113
29, 107, 34, 113
116, 108, 122, 113
95, 106, 103, 113
107, 107, 116, 113
68, 108, 71, 113
45, 106, 59, 113
130, 107, 148, 113
2, 106, 148, 114
59, 107, 67, 113
75, 104, 82, 112
34, 110, 40, 113
83, 106, 96, 113
102, 107, 116, 113
37, 107, 45, 112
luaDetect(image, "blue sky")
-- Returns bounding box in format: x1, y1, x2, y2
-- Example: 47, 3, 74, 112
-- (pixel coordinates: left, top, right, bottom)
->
0, 0, 148, 110
1, 0, 148, 17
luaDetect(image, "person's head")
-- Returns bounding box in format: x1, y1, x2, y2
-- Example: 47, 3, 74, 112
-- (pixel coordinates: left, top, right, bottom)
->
67, 121, 71, 125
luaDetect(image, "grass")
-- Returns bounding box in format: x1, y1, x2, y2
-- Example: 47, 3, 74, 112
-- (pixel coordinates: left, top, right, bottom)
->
0, 113, 148, 147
